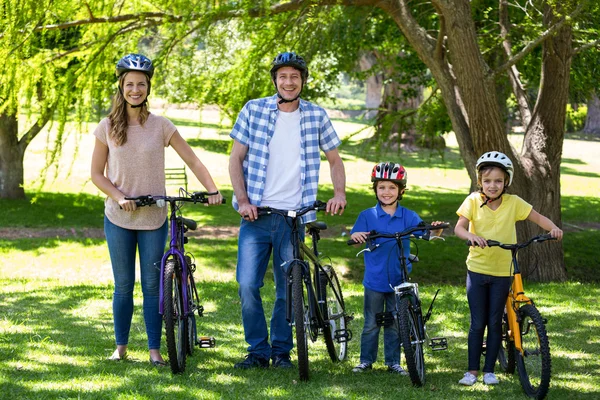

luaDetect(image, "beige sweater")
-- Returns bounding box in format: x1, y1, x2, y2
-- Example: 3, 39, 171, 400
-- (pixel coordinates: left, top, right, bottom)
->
93, 114, 177, 230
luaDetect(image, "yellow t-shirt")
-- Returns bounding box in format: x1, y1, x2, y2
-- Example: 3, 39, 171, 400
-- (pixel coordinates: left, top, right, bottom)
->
456, 192, 532, 276
93, 114, 177, 230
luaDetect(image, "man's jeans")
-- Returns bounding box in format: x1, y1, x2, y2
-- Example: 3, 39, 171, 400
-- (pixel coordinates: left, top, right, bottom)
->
466, 270, 511, 372
359, 287, 400, 366
236, 214, 303, 360
104, 216, 168, 350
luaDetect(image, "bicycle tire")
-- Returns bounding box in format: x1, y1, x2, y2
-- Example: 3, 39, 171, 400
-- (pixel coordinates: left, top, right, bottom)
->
292, 262, 310, 381
398, 297, 425, 386
186, 275, 198, 356
320, 266, 348, 362
497, 308, 516, 373
516, 304, 551, 399
164, 260, 188, 373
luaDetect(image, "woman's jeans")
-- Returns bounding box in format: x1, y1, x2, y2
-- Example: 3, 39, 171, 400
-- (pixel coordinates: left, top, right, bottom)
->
236, 214, 302, 360
359, 287, 400, 366
466, 270, 511, 372
104, 216, 168, 350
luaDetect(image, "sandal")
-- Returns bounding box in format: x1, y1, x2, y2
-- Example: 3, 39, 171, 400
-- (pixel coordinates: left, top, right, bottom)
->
149, 357, 168, 367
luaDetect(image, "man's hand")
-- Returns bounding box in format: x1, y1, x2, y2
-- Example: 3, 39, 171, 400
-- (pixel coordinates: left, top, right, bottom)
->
326, 195, 346, 216
238, 201, 258, 221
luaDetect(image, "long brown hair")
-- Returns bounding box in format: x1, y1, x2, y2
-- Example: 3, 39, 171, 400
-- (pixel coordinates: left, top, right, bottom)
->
107, 73, 150, 146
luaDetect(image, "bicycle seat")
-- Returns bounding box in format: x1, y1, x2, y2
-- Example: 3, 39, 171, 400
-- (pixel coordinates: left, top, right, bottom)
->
307, 221, 327, 231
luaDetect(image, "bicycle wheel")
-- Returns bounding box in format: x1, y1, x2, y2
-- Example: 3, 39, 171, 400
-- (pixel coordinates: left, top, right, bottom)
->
497, 308, 516, 373
397, 297, 425, 386
292, 262, 310, 381
163, 260, 188, 373
516, 304, 551, 399
320, 266, 348, 362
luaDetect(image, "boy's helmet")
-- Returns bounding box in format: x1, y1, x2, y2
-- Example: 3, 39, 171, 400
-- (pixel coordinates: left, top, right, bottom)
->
270, 52, 309, 82
371, 162, 407, 186
116, 53, 154, 79
476, 151, 514, 186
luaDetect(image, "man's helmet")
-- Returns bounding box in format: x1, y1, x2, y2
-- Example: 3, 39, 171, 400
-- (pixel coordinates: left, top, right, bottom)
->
116, 53, 154, 79
270, 52, 309, 82
476, 151, 514, 186
371, 162, 407, 186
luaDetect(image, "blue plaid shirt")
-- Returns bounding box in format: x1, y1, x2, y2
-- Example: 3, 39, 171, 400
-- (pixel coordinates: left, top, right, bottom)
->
230, 94, 341, 223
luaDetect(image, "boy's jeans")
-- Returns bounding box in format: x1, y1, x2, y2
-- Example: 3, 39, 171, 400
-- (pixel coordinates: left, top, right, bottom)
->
359, 287, 400, 366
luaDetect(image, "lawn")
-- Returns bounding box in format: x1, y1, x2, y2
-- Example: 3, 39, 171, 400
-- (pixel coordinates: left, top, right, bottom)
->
1, 107, 599, 399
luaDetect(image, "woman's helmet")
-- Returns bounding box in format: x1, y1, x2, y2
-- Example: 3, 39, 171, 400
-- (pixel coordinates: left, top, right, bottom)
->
270, 52, 309, 82
371, 162, 407, 187
476, 151, 514, 186
116, 53, 154, 79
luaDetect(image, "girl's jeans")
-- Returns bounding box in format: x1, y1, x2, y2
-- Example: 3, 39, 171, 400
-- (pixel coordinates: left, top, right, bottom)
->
359, 287, 400, 366
104, 216, 168, 350
466, 270, 511, 372
236, 214, 302, 360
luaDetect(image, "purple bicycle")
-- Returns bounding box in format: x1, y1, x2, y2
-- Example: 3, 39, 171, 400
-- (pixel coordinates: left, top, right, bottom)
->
126, 190, 225, 373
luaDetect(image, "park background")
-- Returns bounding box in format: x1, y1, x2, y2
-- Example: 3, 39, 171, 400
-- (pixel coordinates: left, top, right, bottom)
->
1, 1, 600, 399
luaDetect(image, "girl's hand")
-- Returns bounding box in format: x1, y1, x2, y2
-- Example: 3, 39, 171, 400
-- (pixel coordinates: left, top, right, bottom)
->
206, 191, 223, 206
468, 234, 488, 248
118, 198, 137, 212
350, 232, 369, 244
549, 227, 563, 241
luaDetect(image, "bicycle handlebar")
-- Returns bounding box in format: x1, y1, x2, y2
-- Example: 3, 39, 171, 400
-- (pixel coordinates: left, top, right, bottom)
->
125, 191, 227, 207
465, 233, 556, 250
346, 222, 450, 246
255, 200, 328, 218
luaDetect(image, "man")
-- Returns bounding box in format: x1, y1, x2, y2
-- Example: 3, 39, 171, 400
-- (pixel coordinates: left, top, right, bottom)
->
229, 51, 346, 369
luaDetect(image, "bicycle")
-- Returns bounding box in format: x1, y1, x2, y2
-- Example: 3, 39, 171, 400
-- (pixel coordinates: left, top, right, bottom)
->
347, 222, 450, 386
470, 234, 555, 399
126, 190, 225, 374
255, 200, 353, 381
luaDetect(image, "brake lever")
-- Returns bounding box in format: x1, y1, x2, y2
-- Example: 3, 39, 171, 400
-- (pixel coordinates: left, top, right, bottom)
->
356, 243, 379, 257
429, 235, 446, 241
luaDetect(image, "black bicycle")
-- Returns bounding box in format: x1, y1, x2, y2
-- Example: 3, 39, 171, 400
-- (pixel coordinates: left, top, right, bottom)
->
348, 222, 449, 386
256, 200, 353, 381
126, 190, 224, 373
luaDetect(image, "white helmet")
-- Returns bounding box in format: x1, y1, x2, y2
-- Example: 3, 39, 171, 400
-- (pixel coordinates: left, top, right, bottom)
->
476, 151, 514, 186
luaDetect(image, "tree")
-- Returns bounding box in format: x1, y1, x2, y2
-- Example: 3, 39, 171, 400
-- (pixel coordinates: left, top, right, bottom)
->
3, 0, 600, 281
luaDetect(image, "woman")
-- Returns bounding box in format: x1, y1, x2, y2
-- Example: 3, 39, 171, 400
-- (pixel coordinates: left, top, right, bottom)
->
91, 53, 223, 366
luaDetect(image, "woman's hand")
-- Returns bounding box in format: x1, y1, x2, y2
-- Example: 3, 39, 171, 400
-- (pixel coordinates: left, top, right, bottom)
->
206, 191, 223, 206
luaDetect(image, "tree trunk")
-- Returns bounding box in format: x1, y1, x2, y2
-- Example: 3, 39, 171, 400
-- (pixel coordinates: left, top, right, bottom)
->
517, 4, 570, 281
0, 113, 26, 199
583, 93, 600, 135
359, 53, 383, 120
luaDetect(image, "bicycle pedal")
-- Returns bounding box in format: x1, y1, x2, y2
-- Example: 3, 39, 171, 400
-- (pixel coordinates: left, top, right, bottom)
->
197, 336, 216, 348
375, 311, 394, 327
429, 337, 448, 351
334, 329, 353, 343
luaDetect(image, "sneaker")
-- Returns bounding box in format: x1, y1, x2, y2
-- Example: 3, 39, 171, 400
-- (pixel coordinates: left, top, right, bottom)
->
458, 372, 478, 386
388, 364, 409, 376
234, 353, 269, 369
271, 353, 293, 369
483, 372, 499, 385
352, 362, 373, 372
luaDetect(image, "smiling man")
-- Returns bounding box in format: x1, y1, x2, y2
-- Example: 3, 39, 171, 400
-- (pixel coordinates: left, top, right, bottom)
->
228, 51, 347, 370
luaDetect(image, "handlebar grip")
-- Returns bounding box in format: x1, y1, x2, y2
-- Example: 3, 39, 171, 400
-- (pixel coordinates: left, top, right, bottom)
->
347, 239, 359, 245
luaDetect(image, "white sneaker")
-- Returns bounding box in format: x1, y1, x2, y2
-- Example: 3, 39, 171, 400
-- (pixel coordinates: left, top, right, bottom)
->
388, 364, 409, 376
352, 362, 372, 372
483, 372, 499, 385
458, 372, 478, 386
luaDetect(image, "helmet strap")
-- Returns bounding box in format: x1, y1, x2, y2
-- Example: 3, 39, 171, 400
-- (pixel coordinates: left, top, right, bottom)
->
118, 85, 148, 109
479, 189, 505, 208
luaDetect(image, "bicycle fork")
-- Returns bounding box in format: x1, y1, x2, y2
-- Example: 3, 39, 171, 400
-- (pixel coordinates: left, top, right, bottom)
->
506, 272, 532, 355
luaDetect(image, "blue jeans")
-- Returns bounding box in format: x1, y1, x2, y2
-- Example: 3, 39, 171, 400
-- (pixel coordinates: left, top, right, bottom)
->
236, 214, 302, 360
466, 270, 511, 372
104, 216, 168, 350
359, 287, 400, 366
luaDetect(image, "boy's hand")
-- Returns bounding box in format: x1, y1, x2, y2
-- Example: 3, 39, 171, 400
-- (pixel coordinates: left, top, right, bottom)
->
430, 221, 446, 237
350, 232, 369, 244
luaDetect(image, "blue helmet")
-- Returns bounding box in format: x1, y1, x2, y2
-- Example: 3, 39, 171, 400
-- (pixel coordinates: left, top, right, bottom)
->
270, 52, 308, 82
116, 53, 154, 79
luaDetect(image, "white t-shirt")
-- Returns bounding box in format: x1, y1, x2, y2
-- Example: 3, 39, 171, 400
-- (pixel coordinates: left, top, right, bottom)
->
261, 109, 302, 209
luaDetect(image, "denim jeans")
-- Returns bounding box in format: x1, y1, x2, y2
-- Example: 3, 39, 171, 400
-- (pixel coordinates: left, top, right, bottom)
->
466, 270, 511, 372
359, 287, 400, 366
104, 216, 168, 350
236, 214, 302, 360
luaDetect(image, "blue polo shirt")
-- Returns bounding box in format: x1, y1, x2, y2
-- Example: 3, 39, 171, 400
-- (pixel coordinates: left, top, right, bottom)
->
351, 203, 423, 293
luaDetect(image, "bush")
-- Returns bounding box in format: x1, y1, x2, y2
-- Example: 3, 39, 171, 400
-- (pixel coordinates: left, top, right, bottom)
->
565, 104, 587, 132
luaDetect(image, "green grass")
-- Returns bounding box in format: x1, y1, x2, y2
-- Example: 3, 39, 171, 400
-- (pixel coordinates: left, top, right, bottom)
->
2, 108, 599, 398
